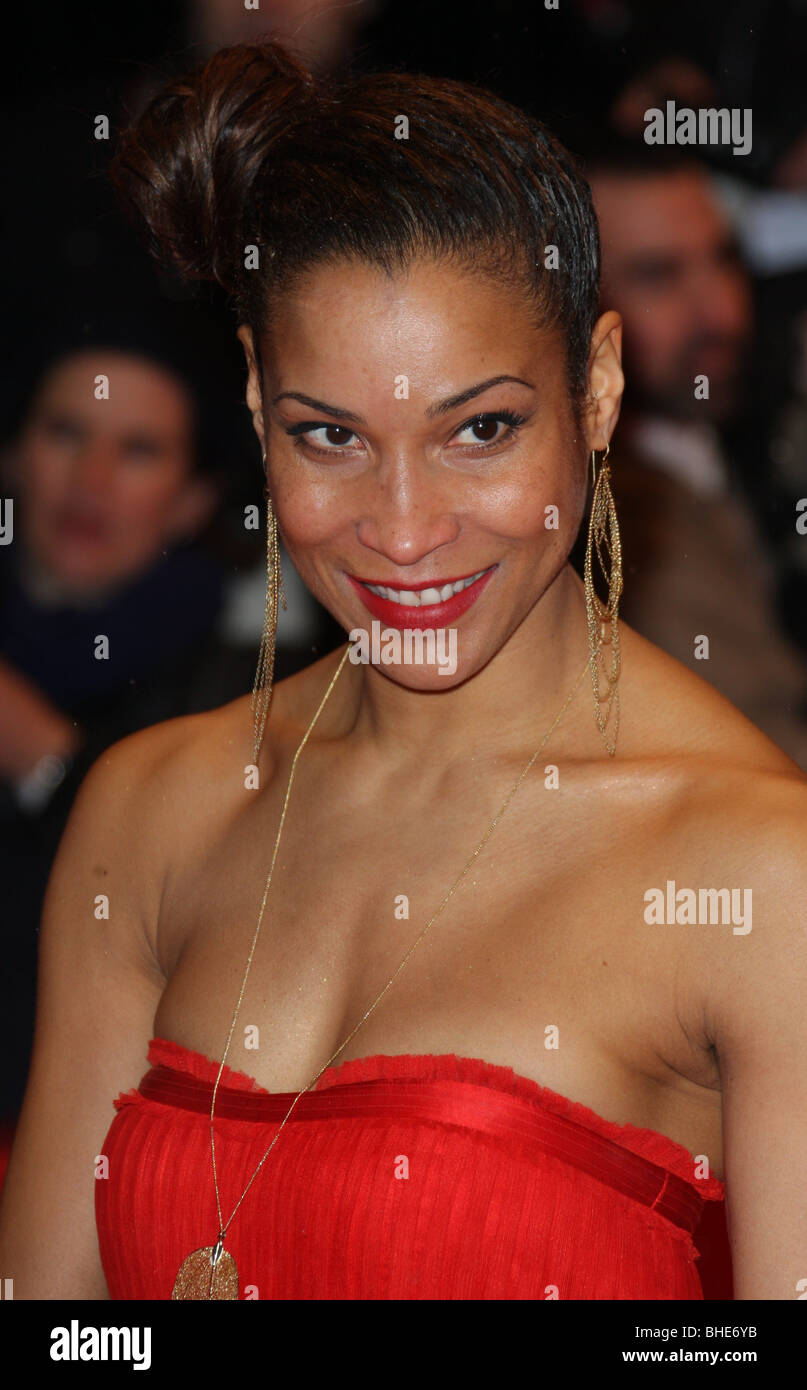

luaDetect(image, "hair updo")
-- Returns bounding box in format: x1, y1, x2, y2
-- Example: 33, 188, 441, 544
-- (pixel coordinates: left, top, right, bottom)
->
111, 42, 601, 420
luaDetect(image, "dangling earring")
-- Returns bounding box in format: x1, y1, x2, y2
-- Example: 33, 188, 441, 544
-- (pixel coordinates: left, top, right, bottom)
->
583, 440, 623, 757
251, 452, 287, 764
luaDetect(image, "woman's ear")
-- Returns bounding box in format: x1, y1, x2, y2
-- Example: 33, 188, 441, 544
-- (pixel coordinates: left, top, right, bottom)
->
236, 325, 265, 451
587, 310, 625, 451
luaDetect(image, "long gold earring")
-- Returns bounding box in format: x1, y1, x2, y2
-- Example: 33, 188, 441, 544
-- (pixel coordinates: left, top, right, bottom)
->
251, 453, 287, 763
583, 440, 623, 756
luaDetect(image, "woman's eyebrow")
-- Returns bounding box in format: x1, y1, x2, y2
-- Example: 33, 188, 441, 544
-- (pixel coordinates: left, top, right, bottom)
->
271, 391, 363, 422
426, 375, 535, 418
272, 375, 535, 425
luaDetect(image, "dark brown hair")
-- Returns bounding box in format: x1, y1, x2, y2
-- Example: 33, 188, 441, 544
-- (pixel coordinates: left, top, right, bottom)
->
111, 42, 601, 417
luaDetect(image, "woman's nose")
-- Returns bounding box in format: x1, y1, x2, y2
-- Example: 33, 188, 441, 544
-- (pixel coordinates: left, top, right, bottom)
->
70, 441, 116, 494
354, 459, 461, 567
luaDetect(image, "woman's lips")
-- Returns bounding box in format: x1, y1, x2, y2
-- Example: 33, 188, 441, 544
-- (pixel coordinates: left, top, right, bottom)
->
346, 565, 497, 629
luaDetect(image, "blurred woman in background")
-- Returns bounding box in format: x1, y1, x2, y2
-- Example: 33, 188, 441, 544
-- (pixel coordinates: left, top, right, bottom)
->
0, 297, 257, 1142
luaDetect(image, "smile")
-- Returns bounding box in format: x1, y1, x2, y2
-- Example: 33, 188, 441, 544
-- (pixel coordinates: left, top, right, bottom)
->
363, 569, 488, 606
346, 565, 497, 628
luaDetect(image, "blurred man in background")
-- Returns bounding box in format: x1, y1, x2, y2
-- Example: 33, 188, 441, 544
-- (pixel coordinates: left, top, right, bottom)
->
587, 145, 807, 768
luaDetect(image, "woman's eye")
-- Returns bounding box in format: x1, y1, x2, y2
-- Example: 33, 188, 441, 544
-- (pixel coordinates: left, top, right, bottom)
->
286, 410, 526, 457
123, 439, 160, 461
44, 418, 82, 444
297, 424, 361, 452
452, 413, 525, 448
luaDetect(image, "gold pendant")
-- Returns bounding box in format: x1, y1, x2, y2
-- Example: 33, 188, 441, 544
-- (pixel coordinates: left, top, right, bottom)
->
171, 1241, 239, 1300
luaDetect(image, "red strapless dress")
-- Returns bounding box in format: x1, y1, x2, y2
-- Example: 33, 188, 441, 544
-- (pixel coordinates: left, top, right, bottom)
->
95, 1039, 726, 1300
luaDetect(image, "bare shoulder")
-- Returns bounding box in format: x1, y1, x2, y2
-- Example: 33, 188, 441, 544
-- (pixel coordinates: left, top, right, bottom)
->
620, 640, 807, 1297
67, 698, 251, 937
82, 644, 348, 873
618, 623, 807, 1029
619, 619, 806, 783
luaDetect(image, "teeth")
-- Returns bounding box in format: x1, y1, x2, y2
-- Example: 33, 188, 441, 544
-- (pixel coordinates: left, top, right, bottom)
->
364, 568, 488, 606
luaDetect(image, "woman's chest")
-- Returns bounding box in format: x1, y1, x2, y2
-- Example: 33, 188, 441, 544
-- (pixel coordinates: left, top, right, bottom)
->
152, 785, 722, 1169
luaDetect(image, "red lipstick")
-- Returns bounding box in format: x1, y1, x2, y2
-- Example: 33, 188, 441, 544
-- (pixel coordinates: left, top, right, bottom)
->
346, 566, 496, 629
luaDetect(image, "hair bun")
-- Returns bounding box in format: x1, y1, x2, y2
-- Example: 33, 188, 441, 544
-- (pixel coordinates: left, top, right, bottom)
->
111, 42, 316, 293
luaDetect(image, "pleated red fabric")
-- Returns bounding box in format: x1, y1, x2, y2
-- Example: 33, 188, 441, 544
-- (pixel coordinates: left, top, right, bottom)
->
95, 1038, 725, 1300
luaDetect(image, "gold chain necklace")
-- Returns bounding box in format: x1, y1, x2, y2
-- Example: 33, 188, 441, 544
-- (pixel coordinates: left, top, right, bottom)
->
172, 642, 590, 1298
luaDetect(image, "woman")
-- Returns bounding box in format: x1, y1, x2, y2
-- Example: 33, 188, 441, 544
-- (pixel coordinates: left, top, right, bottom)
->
0, 296, 254, 1144
0, 41, 804, 1301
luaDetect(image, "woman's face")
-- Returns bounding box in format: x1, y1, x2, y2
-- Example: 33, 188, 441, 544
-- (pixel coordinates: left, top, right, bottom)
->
240, 258, 621, 689
12, 350, 216, 596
